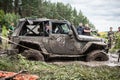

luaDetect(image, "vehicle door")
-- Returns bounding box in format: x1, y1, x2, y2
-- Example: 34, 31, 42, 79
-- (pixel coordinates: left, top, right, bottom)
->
49, 22, 79, 55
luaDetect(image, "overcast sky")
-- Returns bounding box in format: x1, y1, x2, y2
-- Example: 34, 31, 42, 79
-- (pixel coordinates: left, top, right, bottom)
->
47, 0, 120, 32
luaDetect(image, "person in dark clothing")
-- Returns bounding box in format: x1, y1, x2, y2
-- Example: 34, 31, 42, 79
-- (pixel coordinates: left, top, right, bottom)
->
83, 24, 91, 36
107, 27, 114, 49
77, 23, 84, 35
117, 50, 120, 62
114, 27, 120, 61
108, 27, 114, 36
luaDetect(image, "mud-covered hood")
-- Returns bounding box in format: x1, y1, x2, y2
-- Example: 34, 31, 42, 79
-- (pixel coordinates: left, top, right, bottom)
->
78, 35, 105, 42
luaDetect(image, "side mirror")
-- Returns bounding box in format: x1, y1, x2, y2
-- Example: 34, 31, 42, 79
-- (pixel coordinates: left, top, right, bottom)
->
68, 30, 73, 37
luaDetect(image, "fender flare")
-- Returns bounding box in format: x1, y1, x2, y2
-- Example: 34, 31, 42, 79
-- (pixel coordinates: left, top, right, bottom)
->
17, 40, 49, 55
81, 42, 107, 54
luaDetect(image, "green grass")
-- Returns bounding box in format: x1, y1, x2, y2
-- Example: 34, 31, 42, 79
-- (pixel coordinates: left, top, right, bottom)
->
0, 54, 120, 80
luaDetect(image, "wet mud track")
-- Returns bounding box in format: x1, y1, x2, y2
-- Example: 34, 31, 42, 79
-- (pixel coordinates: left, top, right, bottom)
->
47, 53, 120, 67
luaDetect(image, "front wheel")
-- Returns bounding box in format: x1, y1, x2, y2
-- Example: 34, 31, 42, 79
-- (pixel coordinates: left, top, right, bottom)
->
22, 50, 44, 61
86, 50, 109, 62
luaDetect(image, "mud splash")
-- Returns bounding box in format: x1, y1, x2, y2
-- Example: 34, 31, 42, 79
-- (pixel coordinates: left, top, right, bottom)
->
107, 53, 120, 67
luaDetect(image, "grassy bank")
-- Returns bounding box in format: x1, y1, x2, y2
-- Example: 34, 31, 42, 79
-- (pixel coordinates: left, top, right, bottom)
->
0, 54, 120, 80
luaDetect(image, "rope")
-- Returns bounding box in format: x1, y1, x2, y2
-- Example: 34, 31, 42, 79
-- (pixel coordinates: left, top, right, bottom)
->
0, 36, 38, 51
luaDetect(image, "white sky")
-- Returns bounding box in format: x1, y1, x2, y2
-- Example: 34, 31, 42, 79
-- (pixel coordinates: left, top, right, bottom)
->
47, 0, 120, 32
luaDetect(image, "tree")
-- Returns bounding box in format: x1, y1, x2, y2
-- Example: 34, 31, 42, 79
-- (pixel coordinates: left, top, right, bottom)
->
0, 0, 96, 29
4, 13, 20, 26
0, 10, 5, 23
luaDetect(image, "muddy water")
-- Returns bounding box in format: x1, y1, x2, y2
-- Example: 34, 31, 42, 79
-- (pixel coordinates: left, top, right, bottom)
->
107, 53, 120, 67
49, 53, 120, 67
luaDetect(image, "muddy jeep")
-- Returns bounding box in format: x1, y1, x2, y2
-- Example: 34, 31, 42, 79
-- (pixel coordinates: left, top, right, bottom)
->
11, 18, 108, 61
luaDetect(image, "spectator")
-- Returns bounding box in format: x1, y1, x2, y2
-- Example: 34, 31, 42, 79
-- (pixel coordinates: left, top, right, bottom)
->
107, 27, 114, 49
8, 22, 14, 36
83, 24, 91, 36
114, 26, 120, 50
114, 27, 120, 62
77, 23, 84, 35
117, 50, 120, 62
117, 27, 120, 33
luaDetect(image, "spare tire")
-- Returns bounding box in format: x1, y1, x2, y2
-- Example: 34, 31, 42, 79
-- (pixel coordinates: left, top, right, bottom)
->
86, 50, 109, 62
22, 50, 44, 61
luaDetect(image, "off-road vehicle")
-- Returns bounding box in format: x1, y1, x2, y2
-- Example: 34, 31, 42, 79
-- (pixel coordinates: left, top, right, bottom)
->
11, 18, 109, 61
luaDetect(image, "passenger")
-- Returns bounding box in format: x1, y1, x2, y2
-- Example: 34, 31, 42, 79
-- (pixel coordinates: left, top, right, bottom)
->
107, 27, 114, 49
83, 24, 91, 36
54, 26, 60, 34
77, 23, 84, 35
45, 23, 51, 36
38, 26, 43, 36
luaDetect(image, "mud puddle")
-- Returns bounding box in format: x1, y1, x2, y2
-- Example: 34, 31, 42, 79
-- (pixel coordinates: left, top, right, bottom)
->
48, 53, 120, 67
107, 53, 120, 67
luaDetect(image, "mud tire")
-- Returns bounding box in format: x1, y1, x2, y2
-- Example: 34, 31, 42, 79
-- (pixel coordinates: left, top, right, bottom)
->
86, 50, 109, 62
22, 50, 44, 61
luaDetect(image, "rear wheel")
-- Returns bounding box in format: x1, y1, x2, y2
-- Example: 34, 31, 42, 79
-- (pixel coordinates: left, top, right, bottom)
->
22, 50, 44, 61
86, 50, 109, 62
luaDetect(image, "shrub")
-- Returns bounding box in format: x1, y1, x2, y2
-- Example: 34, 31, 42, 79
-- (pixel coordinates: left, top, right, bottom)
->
3, 13, 20, 27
